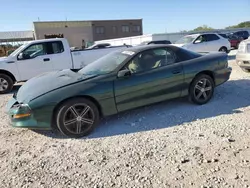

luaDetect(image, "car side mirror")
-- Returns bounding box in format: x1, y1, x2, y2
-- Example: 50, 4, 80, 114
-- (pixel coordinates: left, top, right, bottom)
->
18, 53, 30, 60
117, 69, 131, 78
194, 40, 202, 44
17, 53, 24, 60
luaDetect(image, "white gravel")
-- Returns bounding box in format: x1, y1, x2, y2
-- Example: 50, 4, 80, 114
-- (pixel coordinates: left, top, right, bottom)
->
0, 51, 250, 188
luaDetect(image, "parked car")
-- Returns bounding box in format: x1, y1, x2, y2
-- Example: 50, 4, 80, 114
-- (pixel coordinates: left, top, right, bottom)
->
6, 44, 232, 138
236, 38, 250, 72
232, 30, 249, 40
0, 38, 130, 94
139, 40, 171, 45
86, 43, 111, 49
218, 33, 243, 49
173, 33, 231, 53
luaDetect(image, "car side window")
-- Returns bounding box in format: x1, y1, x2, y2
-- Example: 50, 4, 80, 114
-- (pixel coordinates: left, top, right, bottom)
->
46, 41, 64, 54
205, 34, 219, 42
195, 35, 206, 43
126, 48, 177, 74
243, 31, 249, 37
19, 43, 46, 60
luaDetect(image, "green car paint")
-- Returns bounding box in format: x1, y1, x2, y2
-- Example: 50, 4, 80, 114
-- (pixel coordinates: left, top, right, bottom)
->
6, 45, 232, 130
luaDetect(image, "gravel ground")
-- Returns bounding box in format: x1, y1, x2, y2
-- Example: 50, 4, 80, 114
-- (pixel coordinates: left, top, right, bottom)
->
0, 51, 250, 188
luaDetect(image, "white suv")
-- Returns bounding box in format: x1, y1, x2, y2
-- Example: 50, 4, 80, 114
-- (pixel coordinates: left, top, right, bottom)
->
173, 33, 231, 53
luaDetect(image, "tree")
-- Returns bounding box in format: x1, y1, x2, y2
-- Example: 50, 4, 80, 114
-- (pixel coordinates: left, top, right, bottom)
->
226, 21, 250, 29
191, 25, 214, 32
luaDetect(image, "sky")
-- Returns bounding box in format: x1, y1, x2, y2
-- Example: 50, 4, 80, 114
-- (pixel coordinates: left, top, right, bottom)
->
0, 0, 250, 34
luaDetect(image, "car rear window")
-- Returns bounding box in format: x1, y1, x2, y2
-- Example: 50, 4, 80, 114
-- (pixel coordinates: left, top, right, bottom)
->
205, 34, 220, 41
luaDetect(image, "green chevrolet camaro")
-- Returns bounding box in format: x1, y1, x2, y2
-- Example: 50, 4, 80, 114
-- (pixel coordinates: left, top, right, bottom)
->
6, 44, 232, 138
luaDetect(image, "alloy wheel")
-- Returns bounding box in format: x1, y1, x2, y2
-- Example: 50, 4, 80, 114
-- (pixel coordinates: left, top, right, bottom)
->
63, 104, 95, 134
219, 47, 227, 53
0, 78, 9, 92
194, 78, 212, 103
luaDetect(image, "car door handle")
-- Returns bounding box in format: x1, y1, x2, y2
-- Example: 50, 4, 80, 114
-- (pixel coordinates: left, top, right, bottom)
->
43, 58, 50, 62
172, 69, 181, 74
6, 61, 15, 64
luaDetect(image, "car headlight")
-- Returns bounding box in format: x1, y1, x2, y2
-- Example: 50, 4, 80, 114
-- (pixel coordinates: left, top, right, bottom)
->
12, 103, 32, 119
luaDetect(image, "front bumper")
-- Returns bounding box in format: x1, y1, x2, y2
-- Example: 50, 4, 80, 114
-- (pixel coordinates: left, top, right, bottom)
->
6, 97, 52, 130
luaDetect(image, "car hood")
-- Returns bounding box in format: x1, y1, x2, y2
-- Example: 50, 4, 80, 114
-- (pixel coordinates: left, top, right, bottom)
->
16, 69, 96, 103
0, 56, 10, 63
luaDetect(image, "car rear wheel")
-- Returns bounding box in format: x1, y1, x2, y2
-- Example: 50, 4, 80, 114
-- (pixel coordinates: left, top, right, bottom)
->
0, 74, 14, 94
56, 98, 100, 138
189, 74, 215, 105
219, 47, 228, 53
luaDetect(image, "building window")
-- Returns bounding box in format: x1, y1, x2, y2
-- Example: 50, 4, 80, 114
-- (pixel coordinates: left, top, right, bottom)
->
112, 26, 117, 34
133, 25, 141, 32
95, 26, 105, 34
122, 25, 130, 33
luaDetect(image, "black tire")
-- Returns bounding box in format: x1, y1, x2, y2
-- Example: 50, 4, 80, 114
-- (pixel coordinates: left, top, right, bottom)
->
219, 47, 228, 53
0, 74, 14, 94
241, 68, 250, 73
189, 74, 215, 105
56, 98, 100, 138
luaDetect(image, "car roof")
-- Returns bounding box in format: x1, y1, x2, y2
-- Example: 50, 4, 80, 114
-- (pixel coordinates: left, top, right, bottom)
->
186, 33, 221, 37
184, 33, 200, 37
119, 44, 175, 53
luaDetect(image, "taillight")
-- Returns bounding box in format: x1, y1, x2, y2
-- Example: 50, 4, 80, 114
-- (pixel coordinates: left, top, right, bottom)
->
247, 44, 250, 53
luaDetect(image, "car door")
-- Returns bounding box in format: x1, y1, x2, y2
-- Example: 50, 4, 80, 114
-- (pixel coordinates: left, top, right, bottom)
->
16, 42, 53, 81
203, 34, 220, 51
46, 41, 73, 70
190, 35, 208, 52
114, 47, 184, 112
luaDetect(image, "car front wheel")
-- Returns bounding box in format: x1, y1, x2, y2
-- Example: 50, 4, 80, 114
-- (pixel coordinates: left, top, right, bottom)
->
0, 74, 14, 94
189, 74, 215, 105
56, 98, 100, 138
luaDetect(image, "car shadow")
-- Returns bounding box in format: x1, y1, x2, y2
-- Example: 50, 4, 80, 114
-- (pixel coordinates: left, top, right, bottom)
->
34, 79, 250, 139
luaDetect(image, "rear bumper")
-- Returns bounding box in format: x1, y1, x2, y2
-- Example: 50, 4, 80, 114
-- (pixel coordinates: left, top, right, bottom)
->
236, 53, 250, 69
215, 67, 232, 86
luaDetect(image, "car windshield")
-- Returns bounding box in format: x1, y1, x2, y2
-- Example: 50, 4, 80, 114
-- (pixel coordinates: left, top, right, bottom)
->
78, 51, 131, 75
8, 44, 27, 57
175, 35, 197, 44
